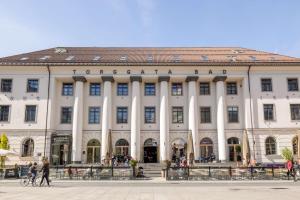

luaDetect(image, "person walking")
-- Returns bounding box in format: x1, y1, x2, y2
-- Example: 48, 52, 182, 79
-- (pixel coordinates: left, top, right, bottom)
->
40, 158, 50, 187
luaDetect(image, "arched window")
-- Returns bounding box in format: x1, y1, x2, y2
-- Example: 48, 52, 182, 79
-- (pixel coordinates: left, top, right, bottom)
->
200, 137, 213, 158
115, 139, 129, 157
265, 137, 276, 155
227, 137, 240, 145
87, 139, 101, 164
144, 138, 157, 147
22, 138, 34, 157
227, 137, 241, 162
292, 136, 298, 155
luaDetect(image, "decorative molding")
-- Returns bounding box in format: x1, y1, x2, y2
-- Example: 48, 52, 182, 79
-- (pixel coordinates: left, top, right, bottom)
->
130, 76, 142, 82
101, 76, 114, 82
158, 76, 170, 82
213, 76, 227, 82
72, 76, 87, 82
185, 76, 199, 82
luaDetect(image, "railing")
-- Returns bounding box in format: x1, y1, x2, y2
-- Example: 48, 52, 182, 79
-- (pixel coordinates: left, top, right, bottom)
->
166, 166, 300, 181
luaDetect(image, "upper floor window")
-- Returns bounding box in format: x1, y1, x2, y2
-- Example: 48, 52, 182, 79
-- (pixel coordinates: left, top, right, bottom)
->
226, 82, 237, 95
117, 83, 128, 96
144, 83, 155, 96
61, 107, 72, 124
171, 83, 183, 96
287, 78, 299, 92
117, 107, 128, 123
62, 83, 73, 96
290, 104, 300, 121
90, 83, 101, 96
265, 137, 276, 155
1, 79, 12, 93
89, 107, 100, 124
144, 107, 155, 123
261, 78, 272, 92
172, 106, 184, 123
25, 105, 37, 122
0, 105, 10, 122
200, 107, 211, 123
263, 104, 274, 121
200, 82, 210, 95
27, 79, 39, 93
227, 106, 238, 123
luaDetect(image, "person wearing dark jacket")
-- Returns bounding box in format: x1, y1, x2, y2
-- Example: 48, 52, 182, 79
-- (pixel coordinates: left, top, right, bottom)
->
40, 158, 50, 186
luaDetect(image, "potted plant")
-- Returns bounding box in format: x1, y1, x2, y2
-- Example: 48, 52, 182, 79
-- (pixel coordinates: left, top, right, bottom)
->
130, 159, 138, 177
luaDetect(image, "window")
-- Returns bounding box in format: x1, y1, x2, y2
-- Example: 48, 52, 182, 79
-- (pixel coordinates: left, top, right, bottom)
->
0, 105, 10, 122
62, 83, 73, 96
290, 104, 300, 120
263, 104, 274, 121
200, 82, 210, 95
226, 82, 237, 95
145, 107, 155, 123
200, 107, 211, 123
89, 107, 100, 124
117, 83, 128, 96
1, 79, 12, 92
228, 106, 238, 123
171, 83, 183, 96
261, 78, 272, 92
61, 107, 72, 124
25, 105, 37, 122
117, 107, 128, 123
200, 138, 213, 158
22, 138, 34, 157
288, 78, 299, 91
265, 137, 276, 155
292, 136, 298, 155
145, 83, 155, 96
172, 107, 184, 123
27, 79, 39, 93
90, 83, 101, 96
115, 139, 129, 156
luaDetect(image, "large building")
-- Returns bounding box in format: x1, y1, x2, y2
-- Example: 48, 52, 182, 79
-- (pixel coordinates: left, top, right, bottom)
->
0, 47, 299, 165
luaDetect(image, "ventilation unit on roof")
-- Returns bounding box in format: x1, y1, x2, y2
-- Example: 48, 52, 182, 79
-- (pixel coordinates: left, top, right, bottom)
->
201, 55, 209, 61
20, 57, 29, 61
120, 55, 127, 61
65, 56, 74, 61
93, 56, 101, 61
172, 55, 181, 62
54, 47, 67, 54
39, 55, 51, 60
147, 55, 153, 62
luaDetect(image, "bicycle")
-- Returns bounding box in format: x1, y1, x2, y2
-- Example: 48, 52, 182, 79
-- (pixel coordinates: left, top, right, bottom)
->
20, 173, 45, 187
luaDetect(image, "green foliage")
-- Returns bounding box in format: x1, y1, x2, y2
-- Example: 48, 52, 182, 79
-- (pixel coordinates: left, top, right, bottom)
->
129, 159, 138, 167
281, 147, 293, 161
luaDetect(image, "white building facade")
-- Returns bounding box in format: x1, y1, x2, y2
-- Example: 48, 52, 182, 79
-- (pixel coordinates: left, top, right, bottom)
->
0, 47, 299, 165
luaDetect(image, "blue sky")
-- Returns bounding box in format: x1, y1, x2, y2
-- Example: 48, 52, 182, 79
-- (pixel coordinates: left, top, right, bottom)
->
0, 0, 300, 57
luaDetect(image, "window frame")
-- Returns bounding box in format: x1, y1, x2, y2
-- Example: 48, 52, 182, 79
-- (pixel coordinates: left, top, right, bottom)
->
261, 78, 273, 92
290, 104, 300, 121
200, 106, 211, 123
227, 106, 239, 123
117, 83, 129, 96
226, 82, 238, 95
0, 79, 13, 93
24, 105, 37, 123
171, 82, 183, 96
62, 83, 74, 96
199, 82, 210, 95
265, 137, 277, 155
89, 83, 101, 96
0, 105, 10, 122
144, 83, 156, 96
26, 79, 39, 93
263, 104, 275, 121
287, 78, 299, 92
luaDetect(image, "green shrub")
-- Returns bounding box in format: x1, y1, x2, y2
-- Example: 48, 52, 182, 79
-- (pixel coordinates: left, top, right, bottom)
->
281, 147, 293, 161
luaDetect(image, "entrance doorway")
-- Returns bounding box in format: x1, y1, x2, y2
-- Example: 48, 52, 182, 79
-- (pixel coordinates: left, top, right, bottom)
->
51, 135, 71, 165
143, 138, 158, 163
200, 137, 213, 158
227, 137, 242, 162
87, 139, 101, 164
171, 138, 187, 162
115, 139, 129, 162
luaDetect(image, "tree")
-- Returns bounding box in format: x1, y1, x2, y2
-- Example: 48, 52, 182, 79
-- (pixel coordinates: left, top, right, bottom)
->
0, 133, 9, 168
281, 147, 293, 161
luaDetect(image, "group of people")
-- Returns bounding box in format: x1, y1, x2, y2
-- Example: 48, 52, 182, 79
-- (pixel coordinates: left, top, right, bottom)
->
112, 154, 132, 167
27, 157, 50, 186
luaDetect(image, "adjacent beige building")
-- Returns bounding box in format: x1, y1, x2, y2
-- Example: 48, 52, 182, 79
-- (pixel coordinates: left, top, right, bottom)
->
0, 47, 299, 165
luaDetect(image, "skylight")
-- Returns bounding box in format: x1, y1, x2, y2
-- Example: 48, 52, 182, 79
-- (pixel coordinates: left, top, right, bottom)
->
120, 55, 127, 61
20, 57, 29, 61
39, 55, 51, 60
54, 47, 67, 54
172, 55, 181, 62
147, 55, 153, 62
228, 56, 237, 62
249, 56, 256, 61
65, 56, 74, 61
93, 56, 101, 61
201, 55, 208, 61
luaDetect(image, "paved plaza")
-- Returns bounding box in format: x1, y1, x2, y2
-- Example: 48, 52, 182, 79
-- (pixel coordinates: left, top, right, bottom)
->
0, 180, 300, 200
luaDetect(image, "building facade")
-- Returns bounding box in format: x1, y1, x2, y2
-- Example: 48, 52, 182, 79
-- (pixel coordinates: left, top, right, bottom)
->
0, 47, 299, 165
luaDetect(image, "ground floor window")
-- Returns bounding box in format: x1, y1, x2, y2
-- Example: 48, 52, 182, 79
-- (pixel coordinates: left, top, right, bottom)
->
87, 139, 101, 164
265, 136, 276, 155
227, 137, 241, 162
51, 135, 71, 165
200, 137, 213, 158
22, 138, 34, 157
171, 138, 186, 162
143, 138, 158, 163
115, 139, 129, 162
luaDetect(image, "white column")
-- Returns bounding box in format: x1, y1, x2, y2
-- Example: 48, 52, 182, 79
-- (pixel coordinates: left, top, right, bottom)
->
159, 76, 170, 162
101, 76, 113, 163
71, 76, 86, 163
186, 76, 200, 161
130, 76, 141, 161
214, 76, 226, 162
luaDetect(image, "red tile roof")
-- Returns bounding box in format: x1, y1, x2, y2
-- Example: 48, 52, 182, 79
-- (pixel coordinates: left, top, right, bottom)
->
0, 47, 299, 66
